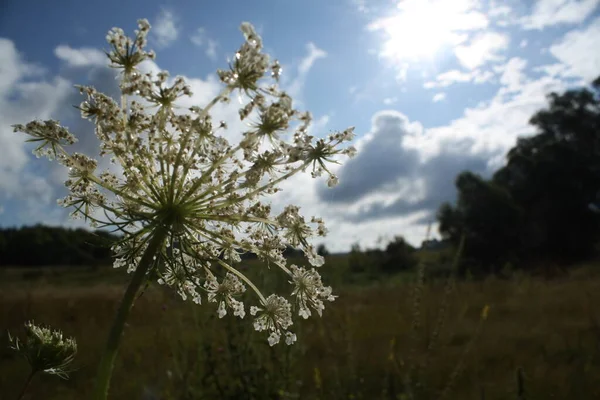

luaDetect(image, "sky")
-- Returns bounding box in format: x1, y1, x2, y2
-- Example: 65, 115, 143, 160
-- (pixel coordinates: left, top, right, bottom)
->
0, 0, 599, 252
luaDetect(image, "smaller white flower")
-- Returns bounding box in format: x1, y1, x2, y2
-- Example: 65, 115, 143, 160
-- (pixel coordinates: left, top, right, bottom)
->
268, 331, 281, 346
289, 264, 336, 319
9, 321, 77, 379
343, 146, 357, 158
158, 254, 203, 304
12, 120, 77, 160
285, 331, 297, 345
251, 294, 295, 345
327, 174, 339, 187
205, 272, 247, 319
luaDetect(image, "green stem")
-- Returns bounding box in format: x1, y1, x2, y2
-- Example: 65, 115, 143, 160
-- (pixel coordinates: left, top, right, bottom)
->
16, 370, 35, 400
93, 226, 169, 400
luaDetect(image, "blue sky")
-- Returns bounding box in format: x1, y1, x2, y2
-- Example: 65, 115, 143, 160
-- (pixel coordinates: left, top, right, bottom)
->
1, 0, 599, 251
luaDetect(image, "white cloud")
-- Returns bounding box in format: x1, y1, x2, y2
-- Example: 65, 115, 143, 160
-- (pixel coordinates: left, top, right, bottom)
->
488, 2, 514, 27
520, 39, 528, 48
383, 97, 398, 105
489, 3, 512, 17
497, 57, 528, 93
0, 38, 72, 219
423, 68, 495, 89
534, 63, 571, 78
424, 70, 472, 88
190, 27, 218, 61
308, 114, 331, 137
432, 92, 447, 102
352, 0, 369, 13
549, 16, 600, 81
473, 70, 496, 83
190, 27, 206, 46
521, 0, 599, 29
298, 42, 327, 75
153, 9, 179, 48
454, 31, 509, 70
205, 41, 218, 61
423, 69, 567, 159
54, 45, 106, 68
287, 42, 327, 100
0, 38, 44, 94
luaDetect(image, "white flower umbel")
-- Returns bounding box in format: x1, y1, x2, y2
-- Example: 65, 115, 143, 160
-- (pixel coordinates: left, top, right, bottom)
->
289, 264, 336, 319
9, 321, 77, 400
250, 294, 294, 346
9, 321, 77, 380
205, 271, 247, 318
13, 19, 355, 399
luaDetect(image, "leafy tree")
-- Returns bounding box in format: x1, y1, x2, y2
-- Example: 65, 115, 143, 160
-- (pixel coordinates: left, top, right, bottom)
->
439, 77, 600, 272
317, 243, 330, 256
0, 225, 121, 267
494, 78, 600, 263
348, 242, 367, 273
380, 235, 418, 273
438, 172, 522, 274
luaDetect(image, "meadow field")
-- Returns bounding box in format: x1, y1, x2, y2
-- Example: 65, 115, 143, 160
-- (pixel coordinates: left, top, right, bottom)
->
2, 254, 600, 399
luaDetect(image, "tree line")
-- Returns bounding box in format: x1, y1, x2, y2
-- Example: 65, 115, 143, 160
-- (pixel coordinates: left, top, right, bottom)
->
0, 225, 120, 267
437, 76, 600, 276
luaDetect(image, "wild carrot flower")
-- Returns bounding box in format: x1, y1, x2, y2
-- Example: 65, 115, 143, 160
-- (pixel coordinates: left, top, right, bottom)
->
8, 321, 77, 379
13, 19, 355, 346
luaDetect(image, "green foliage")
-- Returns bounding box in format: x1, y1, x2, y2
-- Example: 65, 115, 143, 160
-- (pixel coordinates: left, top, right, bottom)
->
317, 243, 330, 257
381, 236, 418, 274
438, 76, 600, 274
346, 236, 418, 281
438, 172, 522, 276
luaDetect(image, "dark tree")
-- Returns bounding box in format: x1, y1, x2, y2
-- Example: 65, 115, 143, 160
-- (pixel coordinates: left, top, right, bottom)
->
438, 172, 522, 274
0, 225, 121, 267
438, 77, 600, 273
317, 243, 330, 256
380, 235, 418, 273
494, 78, 600, 263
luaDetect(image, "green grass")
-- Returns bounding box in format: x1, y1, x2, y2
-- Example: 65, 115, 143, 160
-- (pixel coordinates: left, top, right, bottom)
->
1, 258, 600, 399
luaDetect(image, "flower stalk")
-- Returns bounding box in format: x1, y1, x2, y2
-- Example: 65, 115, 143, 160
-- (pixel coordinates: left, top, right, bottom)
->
93, 225, 169, 399
16, 370, 35, 400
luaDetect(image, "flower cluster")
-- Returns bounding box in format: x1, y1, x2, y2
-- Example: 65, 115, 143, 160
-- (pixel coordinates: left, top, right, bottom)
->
205, 272, 247, 318
9, 321, 77, 379
13, 20, 355, 345
289, 264, 336, 319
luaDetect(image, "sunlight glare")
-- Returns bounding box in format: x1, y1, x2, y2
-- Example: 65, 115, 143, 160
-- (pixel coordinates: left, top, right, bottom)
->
371, 0, 486, 62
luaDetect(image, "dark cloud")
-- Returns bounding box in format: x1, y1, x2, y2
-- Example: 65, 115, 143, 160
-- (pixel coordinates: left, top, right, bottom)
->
318, 111, 499, 223
317, 111, 420, 203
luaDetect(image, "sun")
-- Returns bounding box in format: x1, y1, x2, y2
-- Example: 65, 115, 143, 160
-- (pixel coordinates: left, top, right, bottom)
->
369, 0, 482, 62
